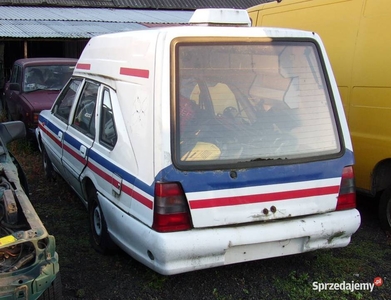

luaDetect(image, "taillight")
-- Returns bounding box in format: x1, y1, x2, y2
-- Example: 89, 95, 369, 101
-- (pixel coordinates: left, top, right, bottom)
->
152, 182, 192, 232
26, 113, 40, 127
33, 113, 39, 124
336, 166, 356, 210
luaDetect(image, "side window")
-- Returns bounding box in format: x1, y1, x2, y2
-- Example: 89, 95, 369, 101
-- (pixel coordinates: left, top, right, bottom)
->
16, 66, 22, 84
72, 81, 99, 138
99, 89, 117, 148
10, 65, 20, 84
53, 78, 82, 123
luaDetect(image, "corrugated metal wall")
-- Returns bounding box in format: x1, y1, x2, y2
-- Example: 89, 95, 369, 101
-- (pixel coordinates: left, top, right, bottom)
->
0, 0, 274, 86
0, 0, 271, 9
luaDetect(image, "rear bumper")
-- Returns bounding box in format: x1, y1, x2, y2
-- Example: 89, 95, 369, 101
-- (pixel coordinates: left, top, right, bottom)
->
106, 196, 361, 275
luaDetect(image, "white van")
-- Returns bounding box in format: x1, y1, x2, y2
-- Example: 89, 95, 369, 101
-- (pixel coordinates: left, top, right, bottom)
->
36, 9, 361, 275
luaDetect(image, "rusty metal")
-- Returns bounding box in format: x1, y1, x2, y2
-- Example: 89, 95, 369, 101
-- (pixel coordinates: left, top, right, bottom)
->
3, 189, 18, 225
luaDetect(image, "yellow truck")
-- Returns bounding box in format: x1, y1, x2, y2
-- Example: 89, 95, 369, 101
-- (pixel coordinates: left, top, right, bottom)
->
248, 0, 391, 231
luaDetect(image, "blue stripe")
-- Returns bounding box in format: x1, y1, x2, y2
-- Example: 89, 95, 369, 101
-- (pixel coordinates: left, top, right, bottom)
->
41, 114, 353, 196
157, 151, 354, 193
88, 149, 155, 196
45, 116, 62, 134
64, 132, 81, 150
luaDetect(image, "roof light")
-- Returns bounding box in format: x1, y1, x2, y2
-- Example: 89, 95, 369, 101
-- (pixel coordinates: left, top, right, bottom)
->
189, 9, 251, 27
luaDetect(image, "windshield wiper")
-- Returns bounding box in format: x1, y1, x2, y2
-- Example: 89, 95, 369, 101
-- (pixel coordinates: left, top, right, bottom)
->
249, 157, 287, 162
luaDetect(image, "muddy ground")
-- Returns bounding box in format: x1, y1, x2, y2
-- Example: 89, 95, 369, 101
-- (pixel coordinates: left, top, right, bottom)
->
12, 143, 391, 300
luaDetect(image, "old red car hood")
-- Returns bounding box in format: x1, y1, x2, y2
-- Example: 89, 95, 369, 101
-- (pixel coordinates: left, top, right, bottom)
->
22, 90, 60, 112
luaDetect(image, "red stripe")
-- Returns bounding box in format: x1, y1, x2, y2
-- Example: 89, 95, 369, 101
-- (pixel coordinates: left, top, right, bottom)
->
63, 143, 86, 164
39, 123, 61, 147
42, 124, 152, 209
42, 122, 335, 212
189, 186, 340, 209
128, 188, 153, 209
120, 67, 149, 78
76, 63, 91, 70
88, 161, 153, 209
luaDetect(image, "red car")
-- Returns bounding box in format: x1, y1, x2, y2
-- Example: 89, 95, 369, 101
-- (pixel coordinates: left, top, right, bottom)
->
3, 57, 77, 138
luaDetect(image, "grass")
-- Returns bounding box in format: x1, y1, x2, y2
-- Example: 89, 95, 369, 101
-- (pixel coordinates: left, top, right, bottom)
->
270, 238, 390, 300
5, 128, 391, 300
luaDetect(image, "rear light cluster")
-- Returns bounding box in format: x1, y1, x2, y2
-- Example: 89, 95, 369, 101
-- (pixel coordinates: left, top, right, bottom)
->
336, 166, 356, 210
152, 182, 192, 232
26, 112, 40, 128
33, 113, 40, 124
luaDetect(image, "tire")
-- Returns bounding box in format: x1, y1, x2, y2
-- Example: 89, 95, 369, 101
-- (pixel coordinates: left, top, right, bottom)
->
88, 187, 117, 254
379, 188, 391, 231
38, 273, 63, 300
42, 145, 55, 180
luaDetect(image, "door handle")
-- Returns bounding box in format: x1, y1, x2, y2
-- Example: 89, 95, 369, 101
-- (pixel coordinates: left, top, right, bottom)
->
111, 173, 123, 196
57, 131, 63, 141
80, 145, 87, 158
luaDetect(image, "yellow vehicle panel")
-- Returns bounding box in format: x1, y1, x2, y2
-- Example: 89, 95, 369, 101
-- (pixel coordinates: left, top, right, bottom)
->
249, 0, 391, 193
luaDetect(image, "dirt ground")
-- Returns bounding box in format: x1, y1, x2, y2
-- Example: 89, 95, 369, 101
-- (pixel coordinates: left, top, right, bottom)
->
11, 142, 391, 300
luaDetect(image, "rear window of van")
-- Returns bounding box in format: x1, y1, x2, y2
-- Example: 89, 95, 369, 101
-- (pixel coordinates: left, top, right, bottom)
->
172, 40, 341, 169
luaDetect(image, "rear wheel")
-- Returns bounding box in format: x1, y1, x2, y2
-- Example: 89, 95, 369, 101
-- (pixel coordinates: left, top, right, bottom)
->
379, 188, 391, 231
88, 187, 117, 254
38, 273, 63, 300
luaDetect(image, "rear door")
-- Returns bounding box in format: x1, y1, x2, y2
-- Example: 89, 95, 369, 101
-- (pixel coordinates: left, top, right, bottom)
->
169, 38, 351, 228
41, 78, 83, 177
61, 80, 99, 198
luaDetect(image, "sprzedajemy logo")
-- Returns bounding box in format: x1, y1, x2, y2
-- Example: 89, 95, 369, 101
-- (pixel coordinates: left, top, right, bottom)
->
312, 277, 384, 293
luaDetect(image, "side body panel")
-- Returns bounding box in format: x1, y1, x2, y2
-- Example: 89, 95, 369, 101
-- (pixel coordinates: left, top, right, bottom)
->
349, 1, 391, 192
72, 31, 159, 228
